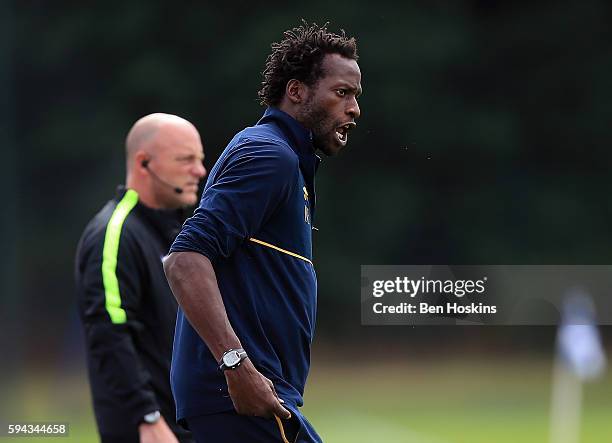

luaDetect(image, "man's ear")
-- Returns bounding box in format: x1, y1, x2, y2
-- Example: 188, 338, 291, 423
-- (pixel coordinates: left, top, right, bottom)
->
286, 79, 308, 104
134, 150, 149, 175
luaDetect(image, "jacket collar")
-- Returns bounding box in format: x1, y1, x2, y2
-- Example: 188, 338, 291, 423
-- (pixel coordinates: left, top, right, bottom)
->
257, 107, 321, 169
256, 107, 321, 223
257, 107, 313, 155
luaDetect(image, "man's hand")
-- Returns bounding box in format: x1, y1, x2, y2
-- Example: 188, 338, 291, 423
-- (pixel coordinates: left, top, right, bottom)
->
225, 358, 291, 419
138, 416, 179, 443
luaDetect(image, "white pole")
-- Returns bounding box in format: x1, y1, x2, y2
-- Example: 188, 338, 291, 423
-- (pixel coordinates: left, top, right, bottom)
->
549, 289, 606, 443
549, 356, 583, 443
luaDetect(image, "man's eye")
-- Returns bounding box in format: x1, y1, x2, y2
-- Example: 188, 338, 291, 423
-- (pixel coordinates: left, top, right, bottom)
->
337, 89, 346, 97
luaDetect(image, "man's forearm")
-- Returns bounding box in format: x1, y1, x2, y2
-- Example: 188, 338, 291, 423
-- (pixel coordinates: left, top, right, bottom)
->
164, 251, 290, 419
163, 251, 241, 361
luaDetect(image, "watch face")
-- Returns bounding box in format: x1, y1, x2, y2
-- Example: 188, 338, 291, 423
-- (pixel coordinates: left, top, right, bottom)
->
144, 411, 160, 424
223, 351, 241, 367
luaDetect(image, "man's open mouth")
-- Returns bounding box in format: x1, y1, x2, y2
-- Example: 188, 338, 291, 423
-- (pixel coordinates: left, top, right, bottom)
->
335, 122, 356, 144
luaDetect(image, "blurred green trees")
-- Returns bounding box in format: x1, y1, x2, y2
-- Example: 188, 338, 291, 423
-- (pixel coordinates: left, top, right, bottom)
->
7, 1, 612, 358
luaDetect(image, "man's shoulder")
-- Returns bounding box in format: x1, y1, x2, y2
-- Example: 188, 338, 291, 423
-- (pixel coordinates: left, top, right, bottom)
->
223, 126, 299, 168
78, 196, 144, 255
79, 199, 116, 240
235, 122, 290, 145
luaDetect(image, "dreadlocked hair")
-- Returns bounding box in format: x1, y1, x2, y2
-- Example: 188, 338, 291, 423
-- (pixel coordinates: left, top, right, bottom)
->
258, 20, 358, 106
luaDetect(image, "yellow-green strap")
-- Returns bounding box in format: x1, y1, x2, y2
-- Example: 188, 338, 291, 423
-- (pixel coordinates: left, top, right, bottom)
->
101, 189, 139, 324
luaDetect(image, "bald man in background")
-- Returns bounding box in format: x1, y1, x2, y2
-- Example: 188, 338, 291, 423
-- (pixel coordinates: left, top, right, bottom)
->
75, 114, 206, 443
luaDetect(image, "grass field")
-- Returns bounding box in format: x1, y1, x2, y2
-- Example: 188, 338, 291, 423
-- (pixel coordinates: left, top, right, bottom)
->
2, 355, 610, 442
302, 356, 612, 443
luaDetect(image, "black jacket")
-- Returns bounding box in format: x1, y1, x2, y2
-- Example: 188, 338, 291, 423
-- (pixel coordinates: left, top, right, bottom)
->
75, 187, 191, 440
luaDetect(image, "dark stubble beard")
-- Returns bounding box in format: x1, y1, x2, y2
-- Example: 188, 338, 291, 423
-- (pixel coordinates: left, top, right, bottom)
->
299, 96, 338, 157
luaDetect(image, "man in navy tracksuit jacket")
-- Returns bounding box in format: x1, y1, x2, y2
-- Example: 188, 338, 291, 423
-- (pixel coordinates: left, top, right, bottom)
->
164, 22, 362, 442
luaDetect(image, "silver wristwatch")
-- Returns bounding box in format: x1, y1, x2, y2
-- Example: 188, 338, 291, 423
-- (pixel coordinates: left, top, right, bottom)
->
143, 410, 161, 424
219, 348, 248, 371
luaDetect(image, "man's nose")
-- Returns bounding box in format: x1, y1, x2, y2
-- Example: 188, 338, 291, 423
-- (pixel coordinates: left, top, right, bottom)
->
194, 162, 207, 179
347, 97, 360, 120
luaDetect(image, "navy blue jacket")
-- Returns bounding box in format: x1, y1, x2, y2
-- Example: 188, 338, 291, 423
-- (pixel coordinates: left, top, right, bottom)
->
169, 107, 320, 420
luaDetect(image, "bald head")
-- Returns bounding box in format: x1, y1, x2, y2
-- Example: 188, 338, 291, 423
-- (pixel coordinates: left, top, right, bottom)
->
125, 113, 198, 168
124, 113, 206, 209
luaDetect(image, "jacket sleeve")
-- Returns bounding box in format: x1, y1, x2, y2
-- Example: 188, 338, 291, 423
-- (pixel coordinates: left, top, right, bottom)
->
170, 139, 298, 261
76, 220, 160, 426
